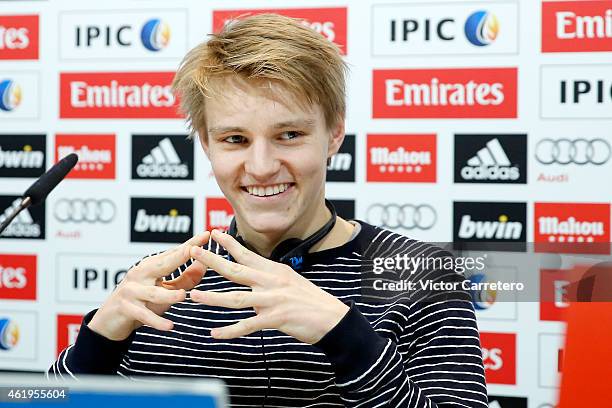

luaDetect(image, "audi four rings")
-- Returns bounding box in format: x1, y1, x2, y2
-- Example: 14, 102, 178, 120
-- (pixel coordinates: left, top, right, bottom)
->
366, 204, 437, 230
53, 199, 116, 223
535, 138, 611, 165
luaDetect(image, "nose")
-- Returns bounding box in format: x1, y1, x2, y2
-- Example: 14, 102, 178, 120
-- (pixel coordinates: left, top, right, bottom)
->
244, 138, 281, 181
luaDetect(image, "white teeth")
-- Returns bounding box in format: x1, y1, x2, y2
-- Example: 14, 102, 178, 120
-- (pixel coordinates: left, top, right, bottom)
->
245, 183, 291, 197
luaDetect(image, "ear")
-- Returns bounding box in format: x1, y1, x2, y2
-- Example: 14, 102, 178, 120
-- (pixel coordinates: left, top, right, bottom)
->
327, 117, 346, 160
198, 128, 211, 160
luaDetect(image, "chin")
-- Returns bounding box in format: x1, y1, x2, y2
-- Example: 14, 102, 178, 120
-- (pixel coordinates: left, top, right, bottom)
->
240, 211, 294, 235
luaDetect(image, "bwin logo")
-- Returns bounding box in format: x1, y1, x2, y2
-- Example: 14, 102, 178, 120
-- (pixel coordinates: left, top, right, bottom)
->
461, 138, 519, 181
140, 19, 171, 52
134, 208, 190, 233
0, 198, 41, 238
327, 152, 352, 171
0, 145, 44, 169
464, 10, 499, 47
137, 137, 188, 178
0, 80, 22, 112
458, 214, 522, 240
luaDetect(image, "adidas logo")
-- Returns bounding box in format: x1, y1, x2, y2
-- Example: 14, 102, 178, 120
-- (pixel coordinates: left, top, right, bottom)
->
461, 138, 519, 181
458, 214, 522, 240
133, 208, 191, 233
0, 146, 44, 169
0, 198, 41, 238
136, 137, 188, 178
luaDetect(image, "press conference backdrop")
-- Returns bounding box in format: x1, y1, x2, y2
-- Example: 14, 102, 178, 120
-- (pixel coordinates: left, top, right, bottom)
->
1, 0, 611, 407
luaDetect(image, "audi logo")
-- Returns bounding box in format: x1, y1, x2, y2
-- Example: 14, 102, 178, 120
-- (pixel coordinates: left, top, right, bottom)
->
535, 138, 611, 165
366, 204, 437, 230
54, 199, 116, 223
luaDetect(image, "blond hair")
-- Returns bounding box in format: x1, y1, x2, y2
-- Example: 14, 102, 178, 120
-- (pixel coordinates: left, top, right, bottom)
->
172, 13, 347, 139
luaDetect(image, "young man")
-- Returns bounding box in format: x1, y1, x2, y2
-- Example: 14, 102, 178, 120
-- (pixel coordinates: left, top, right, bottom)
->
51, 14, 488, 407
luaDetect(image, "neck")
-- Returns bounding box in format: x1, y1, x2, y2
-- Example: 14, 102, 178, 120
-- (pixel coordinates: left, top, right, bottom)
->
234, 201, 355, 258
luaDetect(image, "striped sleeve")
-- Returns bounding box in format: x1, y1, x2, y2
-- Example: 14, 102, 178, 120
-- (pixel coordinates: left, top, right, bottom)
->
47, 309, 134, 380
315, 299, 488, 407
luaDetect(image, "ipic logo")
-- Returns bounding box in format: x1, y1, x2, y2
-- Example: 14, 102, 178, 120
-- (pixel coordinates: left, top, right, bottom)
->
0, 196, 45, 240
541, 65, 612, 119
0, 79, 21, 112
367, 134, 436, 182
373, 68, 517, 118
0, 134, 46, 178
469, 273, 497, 310
0, 254, 36, 300
60, 11, 186, 60
74, 18, 170, 51
55, 134, 115, 179
326, 134, 355, 182
132, 135, 193, 180
0, 318, 19, 350
480, 332, 516, 385
454, 201, 526, 250
372, 3, 517, 56
131, 197, 193, 243
542, 1, 612, 52
0, 15, 39, 60
455, 134, 527, 184
140, 19, 170, 51
206, 197, 233, 230
213, 8, 347, 54
464, 11, 499, 46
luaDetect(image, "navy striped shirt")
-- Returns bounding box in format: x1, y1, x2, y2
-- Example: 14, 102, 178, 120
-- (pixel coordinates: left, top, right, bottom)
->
50, 221, 488, 407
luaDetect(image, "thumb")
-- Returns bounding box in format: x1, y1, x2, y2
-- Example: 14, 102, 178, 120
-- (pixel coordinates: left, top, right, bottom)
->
161, 260, 207, 291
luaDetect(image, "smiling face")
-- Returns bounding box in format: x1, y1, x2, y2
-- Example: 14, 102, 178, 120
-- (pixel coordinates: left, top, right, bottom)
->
201, 76, 344, 247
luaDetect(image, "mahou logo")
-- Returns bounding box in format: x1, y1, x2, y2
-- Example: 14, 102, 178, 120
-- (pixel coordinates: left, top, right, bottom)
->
367, 134, 436, 182
55, 134, 115, 179
480, 332, 516, 385
373, 68, 517, 118
131, 197, 193, 243
534, 202, 610, 254
213, 7, 347, 54
0, 254, 36, 300
59, 72, 178, 119
56, 314, 82, 356
0, 15, 39, 60
542, 1, 612, 53
206, 197, 234, 230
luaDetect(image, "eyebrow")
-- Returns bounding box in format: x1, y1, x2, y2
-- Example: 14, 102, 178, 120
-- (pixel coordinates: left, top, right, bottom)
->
208, 119, 316, 136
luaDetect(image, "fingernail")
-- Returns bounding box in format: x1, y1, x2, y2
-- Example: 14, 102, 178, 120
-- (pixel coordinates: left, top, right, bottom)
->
191, 246, 203, 256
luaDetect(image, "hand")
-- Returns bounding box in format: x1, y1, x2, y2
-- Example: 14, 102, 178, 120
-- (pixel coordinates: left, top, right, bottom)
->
88, 232, 210, 341
189, 229, 350, 344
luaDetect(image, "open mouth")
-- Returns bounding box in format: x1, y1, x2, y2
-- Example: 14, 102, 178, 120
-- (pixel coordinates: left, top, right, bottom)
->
241, 183, 295, 198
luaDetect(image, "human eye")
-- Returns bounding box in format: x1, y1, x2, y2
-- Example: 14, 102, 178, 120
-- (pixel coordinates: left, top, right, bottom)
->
279, 131, 304, 140
223, 135, 247, 144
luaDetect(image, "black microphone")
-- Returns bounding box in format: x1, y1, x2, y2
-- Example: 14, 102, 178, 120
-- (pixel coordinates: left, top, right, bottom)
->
0, 153, 78, 235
